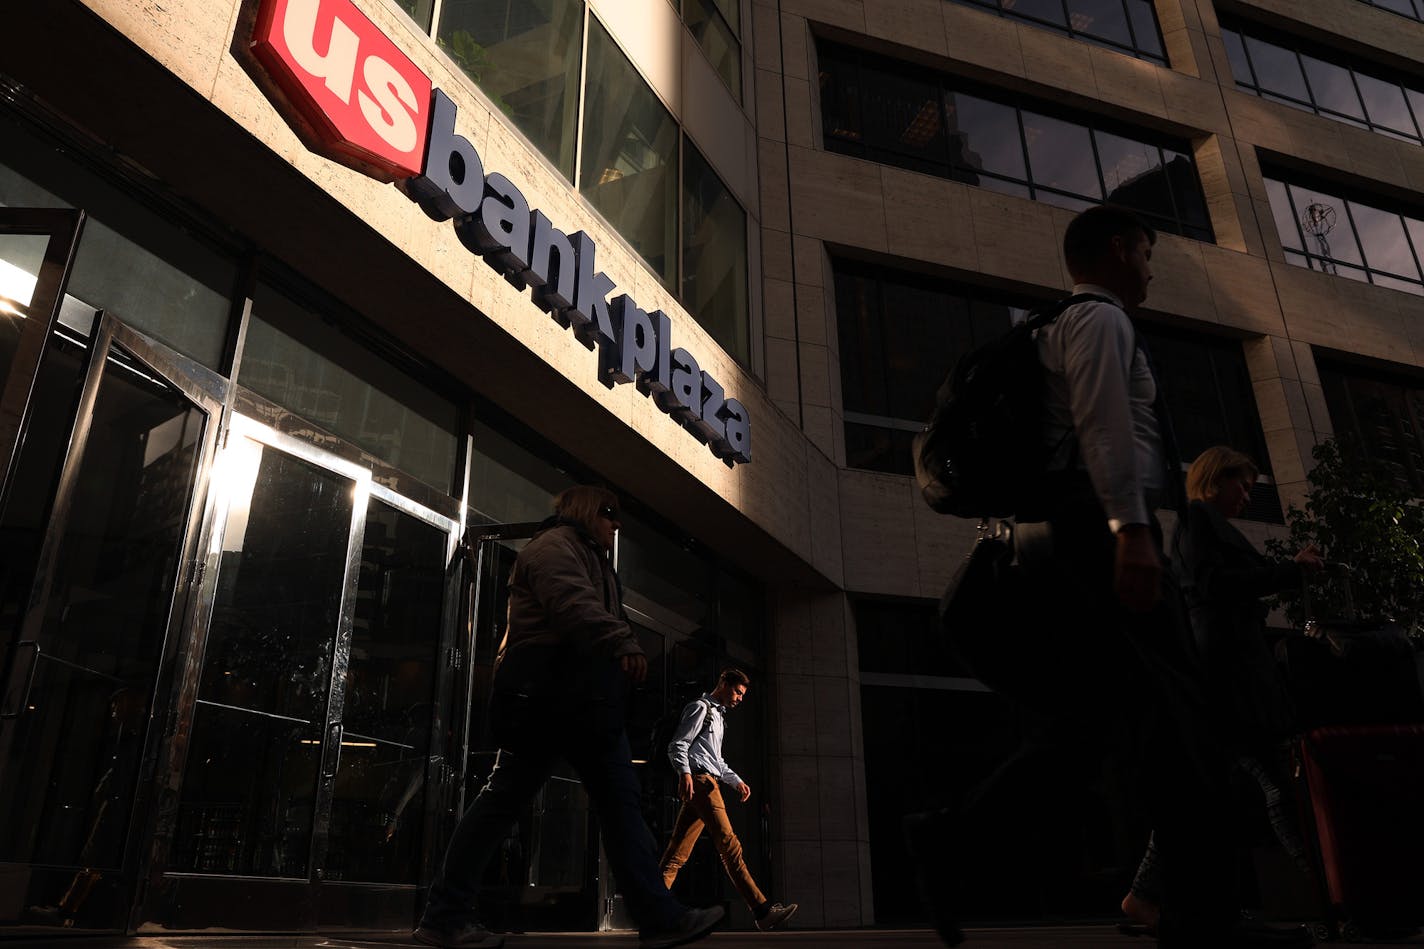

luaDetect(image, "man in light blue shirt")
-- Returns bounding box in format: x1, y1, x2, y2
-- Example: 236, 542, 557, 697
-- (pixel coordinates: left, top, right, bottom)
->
659, 668, 797, 931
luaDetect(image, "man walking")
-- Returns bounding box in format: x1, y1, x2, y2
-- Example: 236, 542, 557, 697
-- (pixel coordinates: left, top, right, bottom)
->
414, 486, 723, 949
905, 206, 1310, 948
659, 669, 796, 931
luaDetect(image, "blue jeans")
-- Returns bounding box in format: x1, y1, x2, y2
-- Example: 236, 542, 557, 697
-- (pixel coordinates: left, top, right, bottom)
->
422, 698, 684, 933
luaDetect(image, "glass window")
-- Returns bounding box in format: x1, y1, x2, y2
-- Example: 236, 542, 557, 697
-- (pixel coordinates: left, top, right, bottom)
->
1023, 111, 1101, 199
1348, 202, 1419, 278
435, 0, 584, 180
1096, 132, 1170, 222
1319, 362, 1424, 495
1222, 30, 1253, 86
1006, 0, 1069, 28
818, 42, 1212, 241
855, 61, 950, 174
1226, 21, 1424, 146
1354, 73, 1417, 136
391, 0, 435, 31
948, 0, 1166, 63
240, 282, 461, 493
1361, 0, 1422, 20
580, 18, 679, 286
947, 92, 1026, 183
1290, 183, 1365, 267
1067, 0, 1134, 46
1244, 37, 1309, 102
1265, 178, 1305, 252
1300, 55, 1366, 121
1266, 173, 1424, 295
682, 137, 748, 362
1125, 0, 1165, 59
684, 0, 741, 100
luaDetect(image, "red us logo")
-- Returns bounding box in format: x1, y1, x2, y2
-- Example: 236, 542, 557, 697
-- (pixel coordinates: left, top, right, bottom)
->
250, 0, 432, 181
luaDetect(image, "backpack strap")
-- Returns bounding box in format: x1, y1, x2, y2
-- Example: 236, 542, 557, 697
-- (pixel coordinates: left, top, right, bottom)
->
1024, 292, 1116, 331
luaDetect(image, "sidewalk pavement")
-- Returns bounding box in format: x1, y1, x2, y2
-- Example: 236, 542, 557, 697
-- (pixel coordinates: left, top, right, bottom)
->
7, 924, 1417, 949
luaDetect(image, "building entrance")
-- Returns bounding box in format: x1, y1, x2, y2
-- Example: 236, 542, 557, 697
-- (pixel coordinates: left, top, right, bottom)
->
0, 310, 227, 933
136, 414, 462, 933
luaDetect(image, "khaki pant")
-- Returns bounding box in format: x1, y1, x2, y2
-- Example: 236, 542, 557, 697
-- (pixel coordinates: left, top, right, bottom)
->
658, 774, 766, 910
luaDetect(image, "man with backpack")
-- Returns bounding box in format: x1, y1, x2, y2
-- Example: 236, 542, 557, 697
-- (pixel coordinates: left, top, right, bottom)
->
904, 206, 1310, 948
658, 668, 797, 932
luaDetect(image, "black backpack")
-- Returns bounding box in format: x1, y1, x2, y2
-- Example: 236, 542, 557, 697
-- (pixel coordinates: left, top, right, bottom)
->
649, 697, 711, 775
912, 294, 1111, 518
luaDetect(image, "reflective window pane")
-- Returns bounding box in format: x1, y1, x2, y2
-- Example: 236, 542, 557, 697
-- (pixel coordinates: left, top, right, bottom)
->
1126, 0, 1164, 58
435, 0, 584, 180
947, 93, 1026, 182
1222, 29, 1252, 85
1096, 132, 1169, 219
1008, 0, 1069, 28
682, 138, 748, 362
328, 499, 447, 884
1289, 184, 1363, 266
1264, 178, 1305, 252
1023, 112, 1101, 199
1348, 202, 1419, 278
1067, 0, 1133, 46
580, 19, 679, 286
851, 60, 948, 173
1301, 55, 1366, 120
1244, 37, 1308, 102
0, 347, 204, 872
1355, 72, 1417, 135
241, 283, 461, 494
176, 442, 356, 877
391, 0, 434, 31
685, 0, 741, 99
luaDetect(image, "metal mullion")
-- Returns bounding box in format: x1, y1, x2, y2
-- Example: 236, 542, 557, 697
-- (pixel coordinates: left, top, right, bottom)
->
1088, 125, 1109, 210
1397, 209, 1424, 284
572, 2, 592, 190
1337, 200, 1375, 281
427, 0, 447, 37
1119, 0, 1140, 55
1016, 107, 1036, 201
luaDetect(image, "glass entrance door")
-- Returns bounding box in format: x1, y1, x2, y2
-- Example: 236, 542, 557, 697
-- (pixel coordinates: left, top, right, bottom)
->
0, 312, 226, 933
138, 414, 460, 933
452, 525, 598, 934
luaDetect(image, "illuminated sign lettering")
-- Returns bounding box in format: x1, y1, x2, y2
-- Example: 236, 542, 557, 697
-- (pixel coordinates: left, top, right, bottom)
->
246, 0, 750, 464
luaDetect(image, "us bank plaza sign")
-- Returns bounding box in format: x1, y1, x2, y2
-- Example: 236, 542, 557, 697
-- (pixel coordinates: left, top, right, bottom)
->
246, 0, 751, 465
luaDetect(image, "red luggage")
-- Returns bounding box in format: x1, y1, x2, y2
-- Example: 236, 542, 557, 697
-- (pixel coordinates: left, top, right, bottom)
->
1298, 724, 1424, 940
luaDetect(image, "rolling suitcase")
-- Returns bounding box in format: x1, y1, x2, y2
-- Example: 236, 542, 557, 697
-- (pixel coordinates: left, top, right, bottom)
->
1297, 724, 1424, 940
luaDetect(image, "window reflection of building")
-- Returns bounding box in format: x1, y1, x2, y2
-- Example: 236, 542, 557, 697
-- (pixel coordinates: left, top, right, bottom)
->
1320, 362, 1424, 496
1222, 20, 1424, 147
948, 0, 1167, 63
818, 42, 1213, 241
1264, 173, 1424, 295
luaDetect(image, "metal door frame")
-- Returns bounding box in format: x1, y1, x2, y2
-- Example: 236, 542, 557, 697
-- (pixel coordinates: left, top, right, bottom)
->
0, 310, 229, 934
0, 206, 86, 518
136, 413, 461, 933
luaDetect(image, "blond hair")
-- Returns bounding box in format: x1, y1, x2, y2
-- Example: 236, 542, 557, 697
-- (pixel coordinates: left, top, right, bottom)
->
1185, 446, 1259, 503
552, 484, 620, 536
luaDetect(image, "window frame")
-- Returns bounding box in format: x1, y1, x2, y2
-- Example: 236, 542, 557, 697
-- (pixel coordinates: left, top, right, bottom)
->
818, 41, 1215, 242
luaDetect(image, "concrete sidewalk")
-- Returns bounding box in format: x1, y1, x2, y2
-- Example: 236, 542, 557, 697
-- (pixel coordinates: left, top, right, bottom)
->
6, 924, 1418, 949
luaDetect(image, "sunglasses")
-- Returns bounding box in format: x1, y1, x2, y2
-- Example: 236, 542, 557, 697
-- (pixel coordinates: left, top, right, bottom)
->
598, 505, 620, 520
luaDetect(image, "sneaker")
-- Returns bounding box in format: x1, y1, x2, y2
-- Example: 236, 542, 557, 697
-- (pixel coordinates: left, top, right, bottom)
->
411, 921, 505, 949
755, 902, 798, 930
639, 904, 725, 949
902, 810, 966, 947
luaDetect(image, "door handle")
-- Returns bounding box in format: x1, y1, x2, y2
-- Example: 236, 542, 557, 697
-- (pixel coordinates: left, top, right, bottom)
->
0, 641, 41, 719
322, 721, 343, 779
